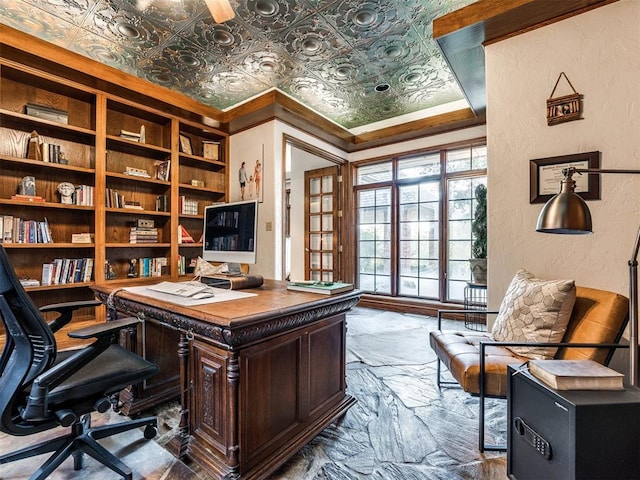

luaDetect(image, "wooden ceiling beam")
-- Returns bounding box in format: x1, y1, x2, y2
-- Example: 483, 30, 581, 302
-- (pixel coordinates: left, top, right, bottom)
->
433, 0, 620, 114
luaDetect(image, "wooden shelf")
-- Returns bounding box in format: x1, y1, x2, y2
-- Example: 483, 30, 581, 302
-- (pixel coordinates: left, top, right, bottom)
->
105, 208, 171, 216
0, 199, 94, 210
106, 172, 171, 186
25, 282, 95, 292
0, 153, 95, 174
106, 243, 172, 248
1, 242, 95, 249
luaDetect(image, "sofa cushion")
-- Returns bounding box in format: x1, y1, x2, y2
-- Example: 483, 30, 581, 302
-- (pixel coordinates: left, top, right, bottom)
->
429, 329, 526, 396
491, 269, 576, 360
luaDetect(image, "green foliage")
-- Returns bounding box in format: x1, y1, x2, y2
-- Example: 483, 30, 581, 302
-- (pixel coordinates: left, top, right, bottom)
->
471, 184, 487, 259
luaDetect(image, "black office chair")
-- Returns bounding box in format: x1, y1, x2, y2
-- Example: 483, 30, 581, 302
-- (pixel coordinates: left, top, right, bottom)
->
0, 245, 159, 480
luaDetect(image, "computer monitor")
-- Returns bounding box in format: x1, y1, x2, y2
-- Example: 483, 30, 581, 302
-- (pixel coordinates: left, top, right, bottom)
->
202, 200, 258, 267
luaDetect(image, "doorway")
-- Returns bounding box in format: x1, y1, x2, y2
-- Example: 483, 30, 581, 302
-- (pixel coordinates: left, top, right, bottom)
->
283, 136, 349, 282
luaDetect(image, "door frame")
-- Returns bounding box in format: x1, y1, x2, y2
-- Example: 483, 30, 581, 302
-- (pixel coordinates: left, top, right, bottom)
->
282, 134, 352, 282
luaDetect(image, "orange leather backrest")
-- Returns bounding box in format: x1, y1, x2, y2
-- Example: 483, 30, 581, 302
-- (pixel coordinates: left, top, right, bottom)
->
557, 286, 629, 364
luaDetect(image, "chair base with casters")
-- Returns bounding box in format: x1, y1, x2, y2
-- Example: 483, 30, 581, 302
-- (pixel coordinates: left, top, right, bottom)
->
430, 286, 630, 453
0, 412, 158, 480
0, 244, 160, 480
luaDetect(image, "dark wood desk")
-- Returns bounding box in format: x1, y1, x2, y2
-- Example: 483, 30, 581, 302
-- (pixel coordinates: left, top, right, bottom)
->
93, 280, 361, 480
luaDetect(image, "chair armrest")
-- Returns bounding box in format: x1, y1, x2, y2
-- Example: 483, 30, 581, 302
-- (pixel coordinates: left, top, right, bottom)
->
67, 317, 141, 339
436, 309, 499, 329
40, 300, 103, 333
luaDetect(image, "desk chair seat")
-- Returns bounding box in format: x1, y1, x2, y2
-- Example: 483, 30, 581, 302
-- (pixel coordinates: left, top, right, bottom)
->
0, 245, 159, 480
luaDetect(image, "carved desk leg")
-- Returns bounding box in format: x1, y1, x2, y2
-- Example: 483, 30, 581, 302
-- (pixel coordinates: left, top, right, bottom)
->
168, 332, 191, 459
226, 354, 240, 476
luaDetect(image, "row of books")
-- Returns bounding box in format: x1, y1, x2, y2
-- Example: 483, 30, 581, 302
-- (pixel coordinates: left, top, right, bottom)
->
106, 189, 143, 210
178, 224, 194, 244
177, 255, 197, 276
41, 143, 63, 163
130, 227, 159, 244
71, 185, 94, 206
136, 257, 168, 278
42, 257, 94, 285
179, 196, 199, 215
0, 215, 52, 244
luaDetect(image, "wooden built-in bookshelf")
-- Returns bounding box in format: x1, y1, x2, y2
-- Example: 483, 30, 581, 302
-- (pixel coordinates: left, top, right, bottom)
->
0, 58, 228, 330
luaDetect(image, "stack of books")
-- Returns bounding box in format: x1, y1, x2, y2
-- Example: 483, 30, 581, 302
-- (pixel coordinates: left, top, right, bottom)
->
129, 226, 158, 244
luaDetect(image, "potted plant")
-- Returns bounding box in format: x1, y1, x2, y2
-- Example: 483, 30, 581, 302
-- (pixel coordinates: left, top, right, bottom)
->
469, 184, 487, 284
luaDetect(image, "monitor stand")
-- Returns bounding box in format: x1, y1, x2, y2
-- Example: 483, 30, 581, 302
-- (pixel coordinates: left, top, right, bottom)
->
226, 263, 244, 276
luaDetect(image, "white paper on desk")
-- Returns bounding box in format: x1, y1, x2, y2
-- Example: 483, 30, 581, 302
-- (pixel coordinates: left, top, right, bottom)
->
123, 284, 256, 306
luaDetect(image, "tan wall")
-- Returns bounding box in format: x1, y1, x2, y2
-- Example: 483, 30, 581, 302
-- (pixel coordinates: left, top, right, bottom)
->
486, 0, 640, 372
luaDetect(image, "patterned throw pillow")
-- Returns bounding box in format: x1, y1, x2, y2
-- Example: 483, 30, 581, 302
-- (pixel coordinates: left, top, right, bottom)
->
491, 269, 576, 360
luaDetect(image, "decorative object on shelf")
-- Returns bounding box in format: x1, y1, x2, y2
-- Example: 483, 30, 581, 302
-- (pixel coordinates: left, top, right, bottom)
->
120, 129, 141, 142
530, 151, 600, 204
154, 160, 170, 181
127, 259, 138, 278
179, 133, 193, 155
139, 125, 146, 143
57, 182, 75, 204
469, 184, 487, 285
546, 72, 583, 126
105, 261, 117, 280
71, 233, 94, 244
124, 166, 151, 178
24, 103, 68, 124
26, 130, 42, 161
178, 224, 194, 244
536, 165, 640, 387
190, 179, 205, 187
18, 176, 36, 196
202, 140, 220, 160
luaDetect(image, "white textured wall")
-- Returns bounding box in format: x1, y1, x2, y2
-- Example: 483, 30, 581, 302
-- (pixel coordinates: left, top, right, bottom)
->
486, 0, 640, 368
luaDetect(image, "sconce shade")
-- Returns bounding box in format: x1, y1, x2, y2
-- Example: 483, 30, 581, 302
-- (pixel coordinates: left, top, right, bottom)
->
536, 187, 593, 234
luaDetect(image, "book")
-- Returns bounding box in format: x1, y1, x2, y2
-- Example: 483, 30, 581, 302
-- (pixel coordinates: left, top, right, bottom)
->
286, 281, 354, 295
201, 274, 264, 290
528, 359, 624, 391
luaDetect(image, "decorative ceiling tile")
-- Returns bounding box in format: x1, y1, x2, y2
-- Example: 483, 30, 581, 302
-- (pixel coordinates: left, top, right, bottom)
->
319, 0, 402, 46
0, 0, 79, 47
1, 0, 477, 129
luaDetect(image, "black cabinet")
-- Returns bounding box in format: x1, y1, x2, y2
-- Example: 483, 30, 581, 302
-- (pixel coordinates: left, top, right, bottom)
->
507, 366, 640, 480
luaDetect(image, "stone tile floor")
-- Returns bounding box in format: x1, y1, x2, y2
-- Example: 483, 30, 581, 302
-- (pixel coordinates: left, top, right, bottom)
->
0, 307, 507, 479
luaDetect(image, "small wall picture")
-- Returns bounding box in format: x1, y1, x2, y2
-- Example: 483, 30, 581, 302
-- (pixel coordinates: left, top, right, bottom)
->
179, 134, 193, 155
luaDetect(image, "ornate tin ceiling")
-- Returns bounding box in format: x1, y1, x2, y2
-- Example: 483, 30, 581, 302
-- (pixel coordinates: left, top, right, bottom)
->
0, 0, 475, 130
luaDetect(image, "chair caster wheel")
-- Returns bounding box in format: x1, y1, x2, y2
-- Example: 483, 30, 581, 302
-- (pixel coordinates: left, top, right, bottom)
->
144, 425, 157, 439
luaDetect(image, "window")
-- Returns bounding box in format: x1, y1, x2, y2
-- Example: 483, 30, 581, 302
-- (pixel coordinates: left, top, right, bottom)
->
354, 144, 487, 303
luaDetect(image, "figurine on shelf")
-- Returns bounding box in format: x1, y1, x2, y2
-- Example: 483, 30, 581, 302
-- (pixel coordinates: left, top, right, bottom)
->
127, 259, 138, 278
18, 176, 36, 196
105, 260, 117, 280
57, 182, 75, 204
26, 131, 42, 161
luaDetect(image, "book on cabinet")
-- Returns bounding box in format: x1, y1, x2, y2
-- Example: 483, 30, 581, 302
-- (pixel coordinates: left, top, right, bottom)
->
0, 57, 228, 333
528, 360, 625, 391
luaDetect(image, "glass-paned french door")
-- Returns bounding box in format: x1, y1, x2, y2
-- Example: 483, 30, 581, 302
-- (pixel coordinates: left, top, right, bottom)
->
305, 166, 340, 281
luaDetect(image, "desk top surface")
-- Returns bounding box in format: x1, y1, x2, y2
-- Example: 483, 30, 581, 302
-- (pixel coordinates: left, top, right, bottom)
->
93, 279, 361, 329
